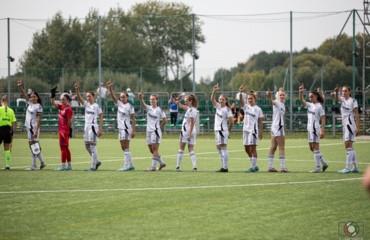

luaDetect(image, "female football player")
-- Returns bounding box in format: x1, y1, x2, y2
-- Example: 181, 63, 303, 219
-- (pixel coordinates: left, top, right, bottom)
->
211, 83, 233, 172
107, 79, 136, 171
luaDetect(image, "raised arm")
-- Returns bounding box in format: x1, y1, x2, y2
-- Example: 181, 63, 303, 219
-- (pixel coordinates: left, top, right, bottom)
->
176, 100, 188, 111
211, 83, 220, 107
50, 86, 59, 108
74, 82, 85, 105
138, 91, 147, 110
334, 84, 341, 103
17, 79, 29, 102
107, 79, 118, 105
239, 84, 246, 107
299, 84, 307, 107
266, 88, 275, 105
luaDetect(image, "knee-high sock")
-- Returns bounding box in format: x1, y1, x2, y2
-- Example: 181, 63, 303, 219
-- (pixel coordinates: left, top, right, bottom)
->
152, 157, 159, 168
38, 152, 44, 163
318, 151, 326, 165
352, 150, 358, 169
124, 149, 132, 167
279, 155, 285, 169
189, 151, 196, 167
251, 157, 257, 168
85, 145, 92, 156
268, 155, 274, 168
346, 148, 354, 169
217, 149, 223, 166
90, 145, 98, 168
60, 146, 67, 168
66, 147, 71, 167
158, 155, 164, 164
5, 150, 11, 167
221, 147, 229, 168
177, 150, 184, 167
314, 151, 321, 168
124, 149, 130, 168
31, 152, 37, 167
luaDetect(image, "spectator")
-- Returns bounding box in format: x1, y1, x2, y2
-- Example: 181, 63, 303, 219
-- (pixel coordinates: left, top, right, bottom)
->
230, 103, 239, 124
235, 91, 247, 104
27, 88, 32, 98
16, 94, 26, 106
355, 87, 363, 101
69, 90, 80, 106
168, 94, 178, 124
238, 108, 244, 124
96, 83, 109, 112
127, 88, 135, 104
179, 88, 190, 100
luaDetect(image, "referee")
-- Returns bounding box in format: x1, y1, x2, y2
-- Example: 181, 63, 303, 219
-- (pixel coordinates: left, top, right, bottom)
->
0, 95, 16, 170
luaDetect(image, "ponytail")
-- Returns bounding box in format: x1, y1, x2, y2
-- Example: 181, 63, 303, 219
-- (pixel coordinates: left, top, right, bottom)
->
311, 90, 324, 104
186, 94, 198, 108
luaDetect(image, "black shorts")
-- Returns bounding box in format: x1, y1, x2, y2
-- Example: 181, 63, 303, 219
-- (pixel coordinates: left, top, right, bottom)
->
0, 126, 12, 144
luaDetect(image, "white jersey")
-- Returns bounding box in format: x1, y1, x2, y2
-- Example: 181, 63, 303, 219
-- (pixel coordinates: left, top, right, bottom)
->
305, 102, 325, 131
271, 100, 285, 130
243, 105, 264, 133
84, 101, 102, 126
146, 106, 166, 132
214, 103, 232, 131
25, 100, 43, 129
182, 107, 197, 133
116, 101, 134, 130
340, 97, 358, 126
97, 86, 108, 98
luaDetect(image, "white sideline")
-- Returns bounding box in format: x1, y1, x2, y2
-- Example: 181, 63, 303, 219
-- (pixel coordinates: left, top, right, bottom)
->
0, 178, 363, 194
9, 141, 369, 169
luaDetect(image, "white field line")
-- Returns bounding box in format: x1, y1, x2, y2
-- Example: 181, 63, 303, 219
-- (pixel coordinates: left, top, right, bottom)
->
9, 141, 369, 169
0, 178, 363, 194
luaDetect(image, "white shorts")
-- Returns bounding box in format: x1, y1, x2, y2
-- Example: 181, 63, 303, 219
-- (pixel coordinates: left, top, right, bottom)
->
83, 125, 99, 142
180, 130, 196, 145
27, 128, 40, 141
215, 130, 229, 145
343, 125, 356, 143
308, 129, 320, 143
271, 127, 285, 137
118, 128, 132, 141
146, 129, 162, 145
243, 131, 258, 146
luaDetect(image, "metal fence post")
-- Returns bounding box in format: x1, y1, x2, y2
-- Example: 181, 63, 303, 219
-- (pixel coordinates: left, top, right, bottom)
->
221, 69, 224, 93
289, 11, 293, 133
321, 69, 323, 91
273, 67, 276, 91
7, 18, 10, 99
192, 14, 196, 94
98, 16, 102, 107
62, 67, 64, 93
353, 9, 356, 93
231, 68, 234, 94
332, 113, 336, 138
24, 67, 26, 90
140, 67, 143, 92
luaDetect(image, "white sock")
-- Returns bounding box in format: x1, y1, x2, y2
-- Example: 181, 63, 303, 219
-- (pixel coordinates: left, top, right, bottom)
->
38, 152, 44, 163
251, 157, 257, 168
190, 151, 196, 167
126, 149, 133, 167
318, 151, 326, 165
177, 150, 184, 167
158, 155, 164, 164
152, 157, 159, 168
217, 149, 223, 166
85, 145, 92, 156
124, 149, 130, 168
268, 155, 274, 168
346, 148, 353, 169
31, 152, 37, 167
279, 155, 285, 169
352, 150, 358, 169
90, 145, 98, 168
221, 147, 228, 169
62, 162, 66, 168
68, 161, 72, 168
314, 151, 321, 168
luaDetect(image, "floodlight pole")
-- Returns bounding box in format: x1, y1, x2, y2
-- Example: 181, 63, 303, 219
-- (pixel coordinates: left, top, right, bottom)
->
353, 9, 356, 92
192, 14, 195, 94
7, 18, 10, 99
231, 68, 234, 94
62, 68, 64, 93
289, 11, 293, 133
98, 16, 102, 108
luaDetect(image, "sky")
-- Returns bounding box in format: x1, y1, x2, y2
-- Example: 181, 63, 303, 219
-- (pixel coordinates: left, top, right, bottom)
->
0, 0, 365, 82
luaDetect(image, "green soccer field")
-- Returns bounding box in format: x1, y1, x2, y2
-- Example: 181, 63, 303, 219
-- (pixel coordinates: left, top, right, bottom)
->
0, 138, 369, 239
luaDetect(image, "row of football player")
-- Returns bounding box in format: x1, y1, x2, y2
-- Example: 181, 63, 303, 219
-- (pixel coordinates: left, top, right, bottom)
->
11, 79, 360, 174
